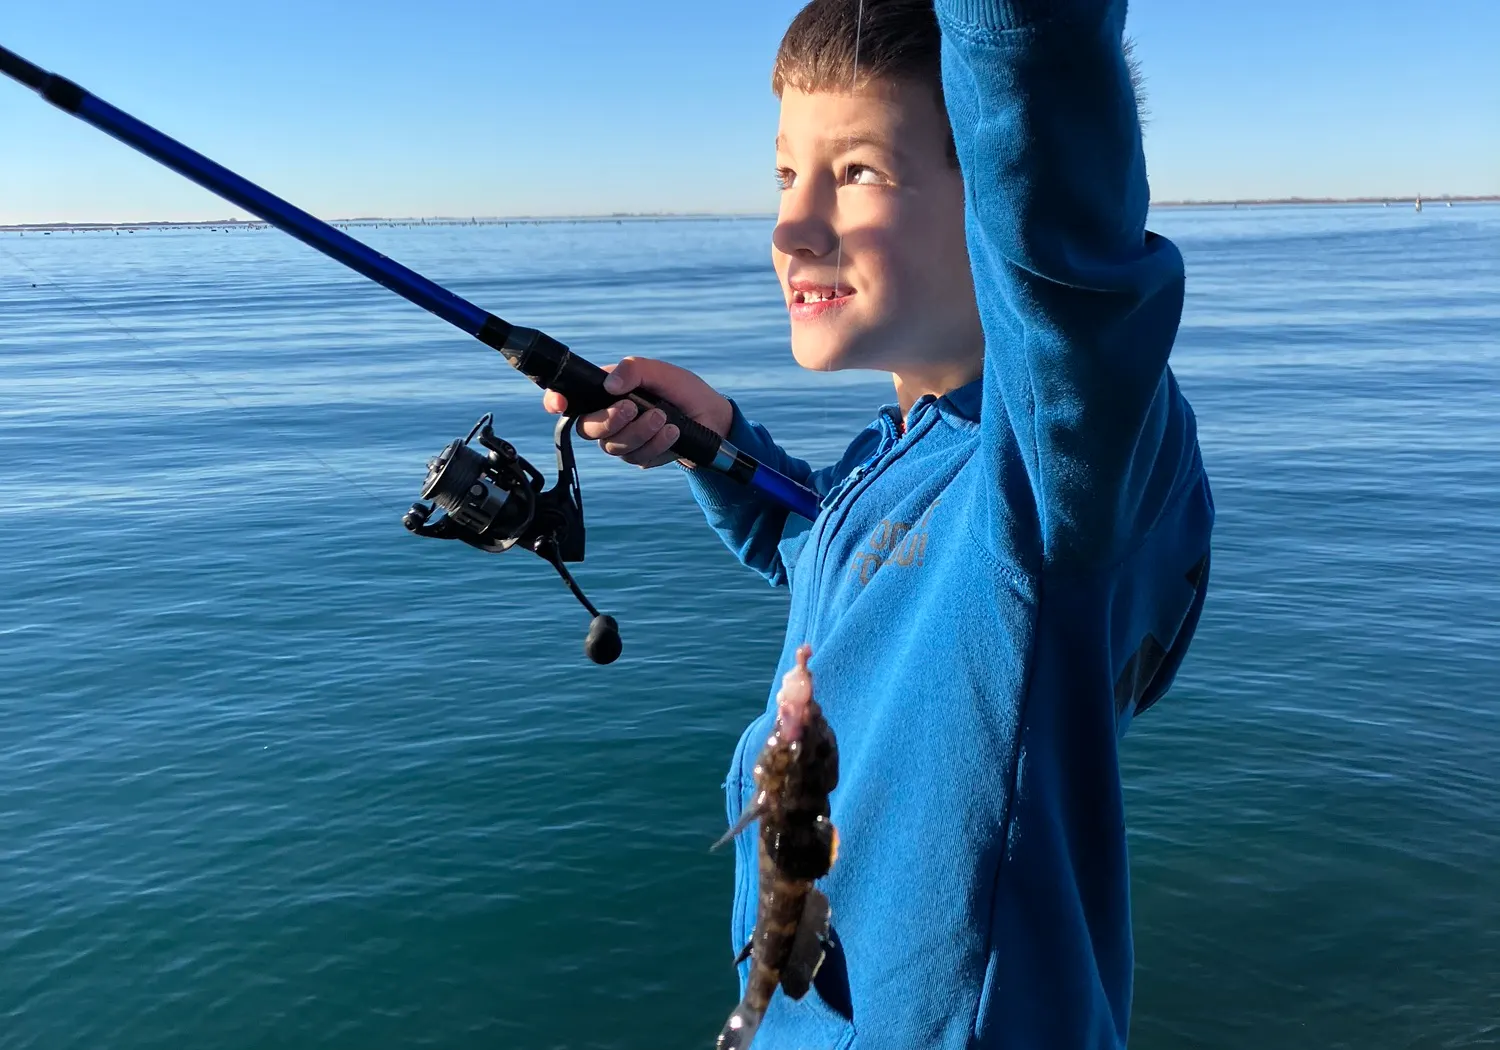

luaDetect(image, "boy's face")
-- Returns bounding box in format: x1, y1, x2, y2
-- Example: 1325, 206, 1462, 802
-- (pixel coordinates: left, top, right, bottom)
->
773, 80, 981, 381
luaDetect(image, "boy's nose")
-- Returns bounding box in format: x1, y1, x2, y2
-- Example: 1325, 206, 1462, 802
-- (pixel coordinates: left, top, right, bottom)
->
773, 201, 839, 260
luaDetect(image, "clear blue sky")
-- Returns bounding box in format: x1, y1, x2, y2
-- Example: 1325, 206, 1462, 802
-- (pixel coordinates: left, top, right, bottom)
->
2, 0, 1496, 223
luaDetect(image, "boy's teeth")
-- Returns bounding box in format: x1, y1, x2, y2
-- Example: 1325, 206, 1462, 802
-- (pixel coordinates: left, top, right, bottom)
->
793, 287, 848, 305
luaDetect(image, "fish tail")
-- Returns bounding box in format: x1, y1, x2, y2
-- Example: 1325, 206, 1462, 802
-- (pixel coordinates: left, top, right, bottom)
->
714, 994, 765, 1050
715, 965, 778, 1050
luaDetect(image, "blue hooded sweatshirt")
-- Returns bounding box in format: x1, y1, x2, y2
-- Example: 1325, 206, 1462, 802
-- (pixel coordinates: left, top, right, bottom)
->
682, 0, 1214, 1046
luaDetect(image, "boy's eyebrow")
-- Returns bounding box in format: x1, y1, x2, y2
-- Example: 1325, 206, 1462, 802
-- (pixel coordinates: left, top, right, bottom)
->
774, 132, 900, 156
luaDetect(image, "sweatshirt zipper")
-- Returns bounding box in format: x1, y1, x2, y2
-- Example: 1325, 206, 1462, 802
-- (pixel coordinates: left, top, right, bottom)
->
802, 397, 940, 644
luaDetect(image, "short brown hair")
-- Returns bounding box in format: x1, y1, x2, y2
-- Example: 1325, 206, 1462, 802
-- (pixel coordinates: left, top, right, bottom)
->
772, 0, 954, 164
772, 0, 942, 99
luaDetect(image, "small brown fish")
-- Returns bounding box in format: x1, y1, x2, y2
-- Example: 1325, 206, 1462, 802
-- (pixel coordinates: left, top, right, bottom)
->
715, 644, 840, 1050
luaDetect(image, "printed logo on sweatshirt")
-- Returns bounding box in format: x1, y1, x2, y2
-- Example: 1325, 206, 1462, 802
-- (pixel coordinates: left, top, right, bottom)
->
849, 500, 941, 586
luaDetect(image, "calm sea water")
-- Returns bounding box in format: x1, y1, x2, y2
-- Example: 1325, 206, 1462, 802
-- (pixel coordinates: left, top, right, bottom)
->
1, 206, 1497, 1049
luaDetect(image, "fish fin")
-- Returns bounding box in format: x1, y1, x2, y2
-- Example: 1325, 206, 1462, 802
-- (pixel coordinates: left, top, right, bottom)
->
812, 924, 854, 1022
733, 935, 754, 968
779, 888, 831, 1001
711, 801, 765, 852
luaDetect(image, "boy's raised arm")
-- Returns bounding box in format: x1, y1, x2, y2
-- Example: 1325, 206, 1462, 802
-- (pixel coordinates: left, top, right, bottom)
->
937, 0, 1200, 568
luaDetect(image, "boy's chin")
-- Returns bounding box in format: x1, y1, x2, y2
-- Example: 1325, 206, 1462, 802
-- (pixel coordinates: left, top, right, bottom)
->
790, 335, 870, 374
791, 345, 842, 373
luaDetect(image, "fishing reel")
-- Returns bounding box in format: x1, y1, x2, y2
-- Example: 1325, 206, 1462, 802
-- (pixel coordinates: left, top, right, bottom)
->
403, 413, 622, 665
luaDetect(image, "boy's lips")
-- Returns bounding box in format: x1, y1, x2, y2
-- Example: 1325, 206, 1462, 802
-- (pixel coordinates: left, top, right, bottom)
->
788, 278, 854, 321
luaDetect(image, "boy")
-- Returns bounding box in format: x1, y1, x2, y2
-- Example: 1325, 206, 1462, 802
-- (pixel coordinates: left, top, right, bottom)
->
545, 0, 1213, 1045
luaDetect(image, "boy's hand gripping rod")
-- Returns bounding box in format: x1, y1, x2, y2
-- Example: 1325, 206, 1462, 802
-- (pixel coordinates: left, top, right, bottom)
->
0, 44, 822, 523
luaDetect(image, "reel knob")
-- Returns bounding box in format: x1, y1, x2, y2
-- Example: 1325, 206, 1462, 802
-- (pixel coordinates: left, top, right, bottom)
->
585, 615, 622, 665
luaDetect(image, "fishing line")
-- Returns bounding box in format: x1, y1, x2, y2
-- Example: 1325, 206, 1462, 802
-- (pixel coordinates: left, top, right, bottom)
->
0, 234, 391, 515
830, 0, 865, 309
819, 0, 864, 456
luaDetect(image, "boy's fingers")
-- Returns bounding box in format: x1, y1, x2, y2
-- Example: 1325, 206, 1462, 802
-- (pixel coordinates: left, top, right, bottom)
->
542, 390, 568, 415
623, 422, 679, 468
575, 410, 610, 441
604, 408, 667, 461
577, 399, 638, 441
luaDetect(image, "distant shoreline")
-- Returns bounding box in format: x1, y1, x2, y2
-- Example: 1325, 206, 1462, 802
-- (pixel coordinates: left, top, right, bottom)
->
1152, 194, 1499, 207
3, 196, 1497, 232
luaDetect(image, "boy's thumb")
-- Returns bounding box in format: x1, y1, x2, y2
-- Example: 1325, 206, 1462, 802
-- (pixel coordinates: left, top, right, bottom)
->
604, 356, 670, 397
602, 356, 649, 395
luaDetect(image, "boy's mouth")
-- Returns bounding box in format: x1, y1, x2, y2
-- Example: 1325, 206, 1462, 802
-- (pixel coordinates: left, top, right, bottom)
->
788, 280, 854, 320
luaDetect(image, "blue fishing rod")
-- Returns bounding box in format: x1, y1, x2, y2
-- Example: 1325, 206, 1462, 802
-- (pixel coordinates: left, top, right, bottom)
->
1, 43, 824, 664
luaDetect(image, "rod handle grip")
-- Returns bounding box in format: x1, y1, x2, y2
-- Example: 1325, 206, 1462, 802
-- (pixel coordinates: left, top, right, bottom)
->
494, 325, 724, 467
626, 392, 724, 467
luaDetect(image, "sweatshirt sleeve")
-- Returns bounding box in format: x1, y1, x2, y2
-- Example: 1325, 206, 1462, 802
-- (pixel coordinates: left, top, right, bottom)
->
679, 399, 817, 586
938, 0, 1200, 570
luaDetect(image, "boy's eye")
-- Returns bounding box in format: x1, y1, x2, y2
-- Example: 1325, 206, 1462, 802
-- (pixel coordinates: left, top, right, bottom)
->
841, 164, 885, 187
775, 167, 796, 190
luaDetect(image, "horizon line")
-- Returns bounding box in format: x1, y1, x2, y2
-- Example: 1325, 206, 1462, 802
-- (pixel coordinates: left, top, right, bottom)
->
3, 195, 1498, 231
